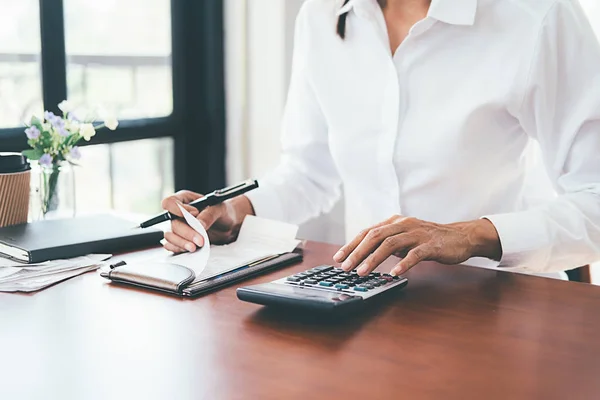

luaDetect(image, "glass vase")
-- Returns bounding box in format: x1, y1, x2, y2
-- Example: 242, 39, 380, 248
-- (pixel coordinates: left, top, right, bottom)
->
34, 161, 77, 220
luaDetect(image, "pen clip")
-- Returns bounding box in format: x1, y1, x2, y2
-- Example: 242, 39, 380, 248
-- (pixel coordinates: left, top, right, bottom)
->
213, 179, 257, 198
109, 261, 127, 269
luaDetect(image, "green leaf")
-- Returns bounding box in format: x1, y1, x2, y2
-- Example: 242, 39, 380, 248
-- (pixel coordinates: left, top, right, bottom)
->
29, 115, 43, 130
22, 149, 44, 161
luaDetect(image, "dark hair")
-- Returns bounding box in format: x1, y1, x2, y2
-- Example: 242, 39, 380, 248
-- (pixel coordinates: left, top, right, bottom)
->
337, 0, 387, 39
336, 0, 351, 39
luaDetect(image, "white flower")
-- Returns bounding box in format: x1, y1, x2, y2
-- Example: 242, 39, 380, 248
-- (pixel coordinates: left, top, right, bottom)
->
104, 117, 119, 131
79, 123, 96, 141
58, 100, 74, 113
66, 120, 80, 134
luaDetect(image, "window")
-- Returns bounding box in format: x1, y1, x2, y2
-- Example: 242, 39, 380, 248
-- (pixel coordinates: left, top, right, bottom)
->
64, 0, 173, 120
75, 138, 174, 215
0, 0, 226, 210
0, 0, 43, 128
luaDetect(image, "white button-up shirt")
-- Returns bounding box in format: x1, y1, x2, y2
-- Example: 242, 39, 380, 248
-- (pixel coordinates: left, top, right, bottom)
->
246, 0, 600, 273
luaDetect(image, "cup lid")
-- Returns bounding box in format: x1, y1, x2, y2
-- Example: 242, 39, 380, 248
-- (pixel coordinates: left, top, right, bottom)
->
0, 152, 31, 173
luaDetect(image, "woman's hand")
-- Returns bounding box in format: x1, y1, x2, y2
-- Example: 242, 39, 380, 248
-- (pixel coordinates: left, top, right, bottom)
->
160, 191, 255, 254
333, 215, 502, 277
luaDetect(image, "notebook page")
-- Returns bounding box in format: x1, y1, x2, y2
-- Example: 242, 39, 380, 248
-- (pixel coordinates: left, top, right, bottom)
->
164, 214, 299, 282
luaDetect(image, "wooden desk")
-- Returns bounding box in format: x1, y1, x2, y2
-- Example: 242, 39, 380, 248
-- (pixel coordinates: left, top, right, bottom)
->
1, 242, 600, 400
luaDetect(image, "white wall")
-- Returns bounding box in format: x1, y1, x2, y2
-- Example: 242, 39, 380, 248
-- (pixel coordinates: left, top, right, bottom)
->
224, 0, 345, 244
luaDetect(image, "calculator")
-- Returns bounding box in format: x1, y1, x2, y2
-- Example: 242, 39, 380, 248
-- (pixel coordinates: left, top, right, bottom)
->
237, 265, 408, 312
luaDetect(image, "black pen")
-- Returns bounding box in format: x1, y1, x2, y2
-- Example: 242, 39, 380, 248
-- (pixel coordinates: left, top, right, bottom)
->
137, 179, 259, 229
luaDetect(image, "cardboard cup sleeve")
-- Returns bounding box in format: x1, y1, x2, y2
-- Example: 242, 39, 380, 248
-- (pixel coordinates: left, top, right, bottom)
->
0, 170, 31, 227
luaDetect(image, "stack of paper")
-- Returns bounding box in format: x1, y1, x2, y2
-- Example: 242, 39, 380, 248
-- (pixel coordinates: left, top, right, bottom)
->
0, 254, 111, 293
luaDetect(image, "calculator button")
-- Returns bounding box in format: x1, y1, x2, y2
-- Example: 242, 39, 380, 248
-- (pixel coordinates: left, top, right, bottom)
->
377, 279, 389, 285
314, 266, 333, 272
304, 279, 318, 285
335, 284, 349, 289
319, 281, 334, 287
286, 276, 301, 282
370, 272, 381, 277
354, 286, 369, 292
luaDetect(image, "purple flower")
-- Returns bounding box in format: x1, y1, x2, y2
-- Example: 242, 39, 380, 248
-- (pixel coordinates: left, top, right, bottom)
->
69, 146, 81, 160
44, 111, 57, 122
52, 118, 65, 130
57, 126, 69, 137
44, 111, 66, 130
25, 126, 40, 140
39, 153, 53, 167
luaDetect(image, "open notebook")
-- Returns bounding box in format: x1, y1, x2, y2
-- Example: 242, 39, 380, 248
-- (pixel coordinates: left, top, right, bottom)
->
165, 206, 301, 283
101, 210, 303, 297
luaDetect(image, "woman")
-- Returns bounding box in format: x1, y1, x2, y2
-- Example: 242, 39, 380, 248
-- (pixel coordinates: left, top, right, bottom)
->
163, 0, 600, 277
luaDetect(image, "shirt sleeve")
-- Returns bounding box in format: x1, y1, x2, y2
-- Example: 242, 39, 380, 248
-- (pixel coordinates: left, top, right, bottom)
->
245, 4, 342, 225
484, 1, 600, 273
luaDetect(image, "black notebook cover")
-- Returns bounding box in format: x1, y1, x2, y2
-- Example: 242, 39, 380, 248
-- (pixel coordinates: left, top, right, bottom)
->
0, 215, 164, 263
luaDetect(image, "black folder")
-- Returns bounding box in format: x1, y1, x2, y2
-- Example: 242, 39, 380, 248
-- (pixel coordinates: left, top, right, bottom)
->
0, 215, 164, 263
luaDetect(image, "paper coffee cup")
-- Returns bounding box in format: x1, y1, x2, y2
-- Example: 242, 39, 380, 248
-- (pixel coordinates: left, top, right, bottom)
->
0, 153, 31, 227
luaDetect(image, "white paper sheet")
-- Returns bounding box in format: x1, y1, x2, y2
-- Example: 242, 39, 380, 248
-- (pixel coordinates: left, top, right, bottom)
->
0, 268, 22, 280
0, 265, 100, 292
0, 254, 111, 292
176, 204, 211, 275
162, 215, 300, 283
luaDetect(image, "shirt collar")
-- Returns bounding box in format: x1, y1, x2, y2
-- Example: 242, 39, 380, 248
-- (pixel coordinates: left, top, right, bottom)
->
429, 0, 478, 26
337, 0, 478, 26
336, 0, 378, 18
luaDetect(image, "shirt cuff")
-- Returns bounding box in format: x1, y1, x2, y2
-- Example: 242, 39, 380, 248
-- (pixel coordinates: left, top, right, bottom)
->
245, 184, 286, 222
482, 210, 551, 269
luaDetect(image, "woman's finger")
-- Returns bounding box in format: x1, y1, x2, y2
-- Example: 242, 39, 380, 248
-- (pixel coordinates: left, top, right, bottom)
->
164, 231, 197, 253
391, 245, 432, 276
163, 241, 186, 254
356, 233, 417, 276
196, 205, 224, 231
341, 223, 406, 272
333, 218, 397, 263
161, 190, 203, 217
171, 219, 204, 247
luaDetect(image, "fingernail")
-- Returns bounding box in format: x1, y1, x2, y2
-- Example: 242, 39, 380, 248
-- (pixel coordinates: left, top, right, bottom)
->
193, 235, 203, 247
333, 251, 344, 262
390, 268, 402, 277
185, 243, 195, 252
357, 264, 369, 275
341, 259, 352, 270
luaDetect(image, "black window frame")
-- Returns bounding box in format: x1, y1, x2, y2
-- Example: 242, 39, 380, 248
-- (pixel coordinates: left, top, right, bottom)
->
0, 0, 226, 194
